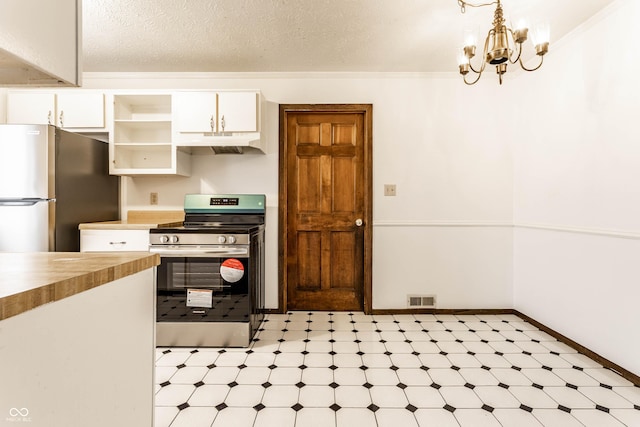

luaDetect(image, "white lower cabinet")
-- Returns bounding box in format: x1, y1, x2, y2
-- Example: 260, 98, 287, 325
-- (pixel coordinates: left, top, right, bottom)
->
80, 229, 149, 252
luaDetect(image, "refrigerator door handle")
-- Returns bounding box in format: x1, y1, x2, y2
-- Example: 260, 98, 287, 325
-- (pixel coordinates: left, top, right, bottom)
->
0, 198, 55, 207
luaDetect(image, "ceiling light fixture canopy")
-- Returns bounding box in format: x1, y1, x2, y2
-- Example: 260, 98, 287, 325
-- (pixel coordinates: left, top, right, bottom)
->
456, 0, 549, 85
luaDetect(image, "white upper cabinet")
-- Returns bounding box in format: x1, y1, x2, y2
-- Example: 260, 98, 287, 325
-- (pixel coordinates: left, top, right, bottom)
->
7, 91, 105, 129
110, 93, 191, 177
56, 92, 105, 128
172, 92, 217, 133
217, 91, 259, 132
7, 92, 56, 125
173, 90, 259, 134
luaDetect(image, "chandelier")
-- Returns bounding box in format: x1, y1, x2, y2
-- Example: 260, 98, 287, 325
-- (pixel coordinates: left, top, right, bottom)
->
456, 0, 550, 85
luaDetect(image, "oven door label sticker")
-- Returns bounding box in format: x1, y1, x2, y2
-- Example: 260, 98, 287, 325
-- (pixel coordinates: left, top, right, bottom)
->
186, 288, 213, 308
220, 258, 244, 283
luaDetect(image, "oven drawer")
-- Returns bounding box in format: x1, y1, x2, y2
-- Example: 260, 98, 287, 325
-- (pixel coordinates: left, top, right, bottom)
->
80, 229, 150, 252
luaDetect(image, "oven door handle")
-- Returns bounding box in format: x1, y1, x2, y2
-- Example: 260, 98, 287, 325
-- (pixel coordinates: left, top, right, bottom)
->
150, 247, 249, 258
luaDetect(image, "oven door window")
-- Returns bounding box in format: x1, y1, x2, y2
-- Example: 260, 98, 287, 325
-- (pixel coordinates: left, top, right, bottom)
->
157, 257, 250, 322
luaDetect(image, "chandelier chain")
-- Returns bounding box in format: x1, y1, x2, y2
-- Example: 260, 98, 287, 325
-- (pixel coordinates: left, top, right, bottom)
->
492, 2, 504, 28
457, 0, 499, 14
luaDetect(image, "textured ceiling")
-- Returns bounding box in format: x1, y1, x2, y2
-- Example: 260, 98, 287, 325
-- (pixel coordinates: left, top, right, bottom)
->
82, 0, 617, 73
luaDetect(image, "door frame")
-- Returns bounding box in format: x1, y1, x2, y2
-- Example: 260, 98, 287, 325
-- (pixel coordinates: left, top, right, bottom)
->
278, 104, 373, 314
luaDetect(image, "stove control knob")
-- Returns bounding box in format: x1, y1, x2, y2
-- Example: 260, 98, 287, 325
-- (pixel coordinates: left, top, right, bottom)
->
170, 235, 179, 244
227, 235, 237, 244
160, 235, 170, 244
218, 235, 227, 244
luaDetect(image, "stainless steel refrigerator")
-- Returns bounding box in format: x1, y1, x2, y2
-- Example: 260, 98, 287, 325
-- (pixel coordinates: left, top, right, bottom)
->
0, 124, 119, 252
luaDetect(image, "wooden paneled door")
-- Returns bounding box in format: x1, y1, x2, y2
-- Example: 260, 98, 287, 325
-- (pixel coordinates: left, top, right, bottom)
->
279, 105, 372, 313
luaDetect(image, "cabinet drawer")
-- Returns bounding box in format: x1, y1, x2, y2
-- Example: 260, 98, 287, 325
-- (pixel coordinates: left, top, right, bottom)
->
80, 229, 149, 252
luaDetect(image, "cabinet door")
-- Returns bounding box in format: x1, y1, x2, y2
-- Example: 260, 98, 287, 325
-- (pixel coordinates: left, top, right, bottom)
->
56, 92, 105, 128
7, 92, 56, 125
218, 92, 258, 132
173, 92, 217, 133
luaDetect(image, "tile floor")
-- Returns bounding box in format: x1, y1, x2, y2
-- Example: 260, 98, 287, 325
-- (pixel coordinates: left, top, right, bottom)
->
154, 312, 640, 426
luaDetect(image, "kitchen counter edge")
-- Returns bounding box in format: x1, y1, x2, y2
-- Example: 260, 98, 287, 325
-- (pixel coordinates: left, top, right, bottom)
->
0, 252, 160, 321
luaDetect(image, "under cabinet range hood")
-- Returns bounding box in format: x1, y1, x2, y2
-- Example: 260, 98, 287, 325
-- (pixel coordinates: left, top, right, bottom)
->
174, 133, 265, 155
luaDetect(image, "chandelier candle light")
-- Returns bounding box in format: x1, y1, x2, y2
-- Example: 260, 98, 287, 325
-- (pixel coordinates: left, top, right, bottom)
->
457, 0, 550, 85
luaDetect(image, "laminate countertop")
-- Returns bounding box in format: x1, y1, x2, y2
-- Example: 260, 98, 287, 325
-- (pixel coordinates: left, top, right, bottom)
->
79, 209, 184, 230
78, 220, 183, 230
0, 252, 159, 321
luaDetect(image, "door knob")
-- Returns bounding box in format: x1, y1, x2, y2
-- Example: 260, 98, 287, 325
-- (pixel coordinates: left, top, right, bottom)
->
355, 218, 363, 227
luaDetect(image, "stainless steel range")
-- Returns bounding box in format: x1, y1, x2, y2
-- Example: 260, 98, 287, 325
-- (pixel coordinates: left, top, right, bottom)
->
150, 194, 265, 347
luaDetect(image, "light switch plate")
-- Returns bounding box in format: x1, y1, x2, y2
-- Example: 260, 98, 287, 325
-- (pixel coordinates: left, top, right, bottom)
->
150, 192, 158, 205
384, 184, 396, 196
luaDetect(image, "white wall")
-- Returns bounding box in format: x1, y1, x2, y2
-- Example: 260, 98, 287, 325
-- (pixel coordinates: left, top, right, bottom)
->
513, 0, 640, 374
82, 72, 515, 310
